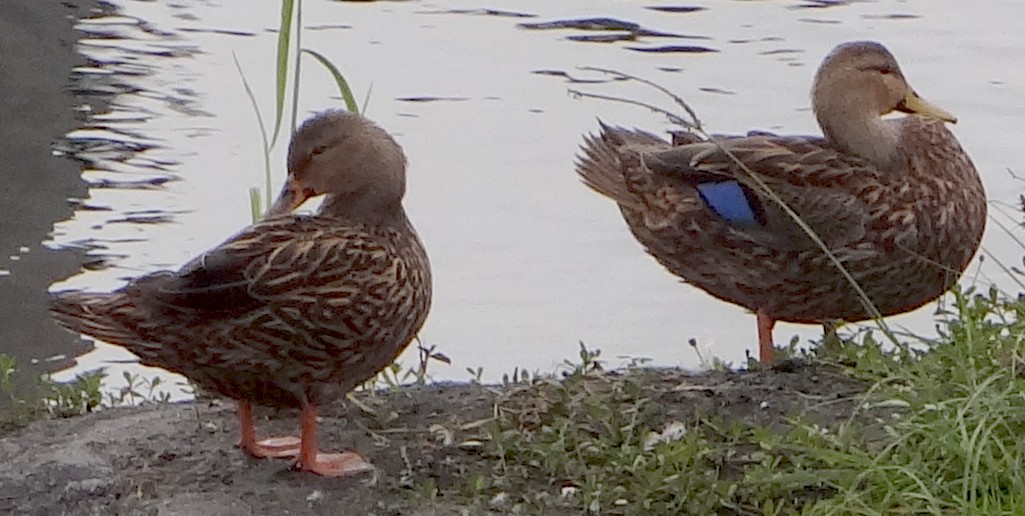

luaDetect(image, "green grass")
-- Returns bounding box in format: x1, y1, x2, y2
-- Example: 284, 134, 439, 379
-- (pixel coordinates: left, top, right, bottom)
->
433, 354, 836, 514
421, 287, 1025, 514
1, 355, 109, 426
802, 287, 1025, 514
0, 354, 189, 430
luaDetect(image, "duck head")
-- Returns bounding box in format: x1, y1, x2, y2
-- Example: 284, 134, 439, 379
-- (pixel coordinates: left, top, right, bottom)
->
268, 110, 407, 221
811, 41, 957, 165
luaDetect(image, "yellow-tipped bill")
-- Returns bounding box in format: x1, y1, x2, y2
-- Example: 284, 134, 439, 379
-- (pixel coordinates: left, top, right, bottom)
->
897, 89, 958, 124
267, 176, 316, 217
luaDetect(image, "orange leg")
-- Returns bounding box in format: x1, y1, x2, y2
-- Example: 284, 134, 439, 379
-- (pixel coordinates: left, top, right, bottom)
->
295, 404, 374, 477
756, 311, 776, 363
237, 400, 301, 458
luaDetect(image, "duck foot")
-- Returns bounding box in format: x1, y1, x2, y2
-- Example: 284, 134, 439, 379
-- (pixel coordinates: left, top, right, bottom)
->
293, 450, 375, 477
236, 401, 301, 459
294, 404, 375, 477
246, 436, 302, 458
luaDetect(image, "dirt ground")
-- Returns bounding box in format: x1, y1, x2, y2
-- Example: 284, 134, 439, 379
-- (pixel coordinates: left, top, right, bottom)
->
0, 363, 868, 515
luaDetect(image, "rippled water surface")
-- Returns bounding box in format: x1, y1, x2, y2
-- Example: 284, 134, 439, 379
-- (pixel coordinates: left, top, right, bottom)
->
44, 0, 1025, 393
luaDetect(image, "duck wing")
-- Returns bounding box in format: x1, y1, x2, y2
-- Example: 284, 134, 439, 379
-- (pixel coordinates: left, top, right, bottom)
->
134, 216, 339, 317
639, 133, 883, 250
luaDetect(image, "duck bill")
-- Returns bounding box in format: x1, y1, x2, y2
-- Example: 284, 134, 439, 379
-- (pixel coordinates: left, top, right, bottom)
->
897, 90, 958, 124
267, 177, 315, 217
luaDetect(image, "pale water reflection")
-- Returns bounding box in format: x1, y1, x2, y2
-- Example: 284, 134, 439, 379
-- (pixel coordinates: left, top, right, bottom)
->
49, 0, 1025, 396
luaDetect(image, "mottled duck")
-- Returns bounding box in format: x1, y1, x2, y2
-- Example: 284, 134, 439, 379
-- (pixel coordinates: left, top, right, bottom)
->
576, 41, 985, 362
51, 110, 432, 476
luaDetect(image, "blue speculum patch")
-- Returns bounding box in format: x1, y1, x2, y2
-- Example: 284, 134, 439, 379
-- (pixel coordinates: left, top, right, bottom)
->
695, 181, 758, 224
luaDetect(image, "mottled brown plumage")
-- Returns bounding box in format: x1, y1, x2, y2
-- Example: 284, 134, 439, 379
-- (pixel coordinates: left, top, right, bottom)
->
51, 109, 432, 476
576, 41, 986, 361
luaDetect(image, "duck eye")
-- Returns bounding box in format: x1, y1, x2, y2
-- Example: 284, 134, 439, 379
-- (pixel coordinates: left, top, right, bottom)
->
877, 67, 893, 75
311, 145, 328, 156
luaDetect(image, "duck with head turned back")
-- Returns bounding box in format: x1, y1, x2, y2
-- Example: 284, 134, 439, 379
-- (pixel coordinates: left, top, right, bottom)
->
576, 41, 985, 363
50, 109, 432, 477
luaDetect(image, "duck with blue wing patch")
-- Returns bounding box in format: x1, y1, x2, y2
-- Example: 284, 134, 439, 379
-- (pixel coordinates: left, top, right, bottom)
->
576, 41, 985, 362
695, 181, 761, 226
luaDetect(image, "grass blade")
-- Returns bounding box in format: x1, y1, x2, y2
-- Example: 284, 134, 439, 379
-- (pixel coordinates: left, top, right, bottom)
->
289, 0, 302, 135
303, 48, 360, 114
270, 0, 295, 148
231, 52, 273, 218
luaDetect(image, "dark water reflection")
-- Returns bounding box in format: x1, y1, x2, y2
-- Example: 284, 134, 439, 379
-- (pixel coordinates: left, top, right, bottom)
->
0, 0, 105, 400
0, 0, 196, 402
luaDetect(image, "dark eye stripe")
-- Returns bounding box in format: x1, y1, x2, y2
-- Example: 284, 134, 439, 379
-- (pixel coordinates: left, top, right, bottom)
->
857, 65, 894, 75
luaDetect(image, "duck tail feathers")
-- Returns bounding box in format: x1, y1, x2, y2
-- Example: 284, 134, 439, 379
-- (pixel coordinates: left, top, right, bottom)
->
575, 122, 670, 208
49, 292, 147, 352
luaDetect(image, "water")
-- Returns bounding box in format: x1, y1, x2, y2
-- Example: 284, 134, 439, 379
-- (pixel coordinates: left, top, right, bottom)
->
0, 0, 106, 398
37, 0, 1025, 395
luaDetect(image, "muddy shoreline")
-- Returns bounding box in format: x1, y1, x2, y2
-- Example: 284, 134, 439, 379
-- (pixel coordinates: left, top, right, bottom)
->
0, 364, 868, 515
0, 383, 494, 516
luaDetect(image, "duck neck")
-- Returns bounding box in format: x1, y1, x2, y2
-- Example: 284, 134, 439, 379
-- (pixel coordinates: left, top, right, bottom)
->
819, 111, 903, 170
318, 192, 406, 227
